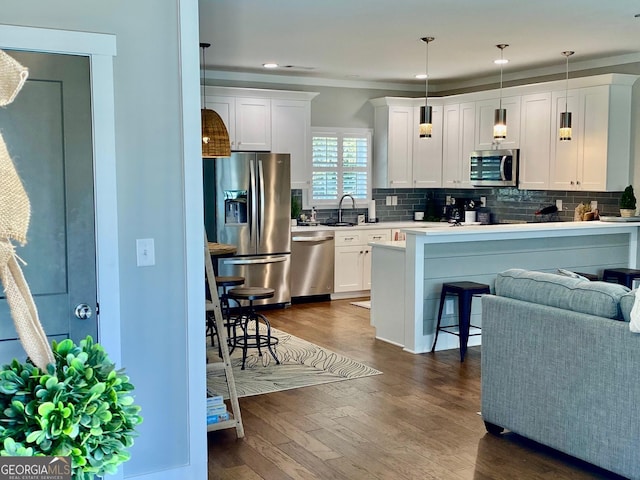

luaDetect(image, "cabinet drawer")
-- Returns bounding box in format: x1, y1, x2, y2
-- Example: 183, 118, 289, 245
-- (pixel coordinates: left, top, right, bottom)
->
334, 231, 364, 246
366, 230, 391, 243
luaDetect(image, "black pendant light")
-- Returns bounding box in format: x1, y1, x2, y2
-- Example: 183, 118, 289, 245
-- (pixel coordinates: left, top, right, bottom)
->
419, 36, 435, 138
200, 42, 231, 158
493, 44, 508, 140
559, 50, 574, 141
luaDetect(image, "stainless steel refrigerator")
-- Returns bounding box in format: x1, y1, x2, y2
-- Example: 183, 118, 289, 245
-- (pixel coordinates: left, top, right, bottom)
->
205, 152, 291, 305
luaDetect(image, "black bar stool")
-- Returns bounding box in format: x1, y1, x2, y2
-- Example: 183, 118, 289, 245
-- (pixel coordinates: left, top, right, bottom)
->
227, 286, 280, 370
206, 276, 245, 348
432, 281, 491, 362
573, 272, 599, 281
602, 268, 640, 289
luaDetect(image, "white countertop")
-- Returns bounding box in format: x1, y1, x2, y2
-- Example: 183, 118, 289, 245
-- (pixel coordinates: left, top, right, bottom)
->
369, 220, 640, 248
291, 221, 441, 232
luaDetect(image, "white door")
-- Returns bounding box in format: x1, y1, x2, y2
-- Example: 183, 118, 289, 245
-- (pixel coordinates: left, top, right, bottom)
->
0, 50, 97, 362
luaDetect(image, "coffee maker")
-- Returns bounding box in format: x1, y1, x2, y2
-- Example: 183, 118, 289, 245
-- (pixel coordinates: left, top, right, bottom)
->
442, 198, 463, 223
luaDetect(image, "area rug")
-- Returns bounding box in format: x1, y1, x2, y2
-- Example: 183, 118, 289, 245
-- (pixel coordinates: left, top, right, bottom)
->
207, 327, 381, 398
350, 300, 371, 309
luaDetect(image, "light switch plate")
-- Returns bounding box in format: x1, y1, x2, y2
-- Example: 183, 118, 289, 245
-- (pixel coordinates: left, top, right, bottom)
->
556, 199, 563, 210
591, 201, 598, 210
136, 238, 155, 267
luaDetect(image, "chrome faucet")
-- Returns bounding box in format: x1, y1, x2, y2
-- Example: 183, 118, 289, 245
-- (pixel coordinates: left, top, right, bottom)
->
338, 194, 355, 223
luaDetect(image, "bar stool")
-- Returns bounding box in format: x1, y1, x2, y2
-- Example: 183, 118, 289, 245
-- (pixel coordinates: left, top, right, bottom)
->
602, 268, 640, 289
206, 276, 245, 347
227, 286, 280, 370
573, 272, 599, 281
432, 281, 491, 362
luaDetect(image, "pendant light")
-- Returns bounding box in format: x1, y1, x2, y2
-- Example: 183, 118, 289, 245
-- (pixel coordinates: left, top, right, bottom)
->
559, 51, 575, 141
493, 44, 508, 140
419, 36, 435, 138
200, 42, 231, 158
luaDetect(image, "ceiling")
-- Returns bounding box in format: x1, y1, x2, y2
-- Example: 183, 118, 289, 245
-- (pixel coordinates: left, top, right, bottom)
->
199, 0, 640, 92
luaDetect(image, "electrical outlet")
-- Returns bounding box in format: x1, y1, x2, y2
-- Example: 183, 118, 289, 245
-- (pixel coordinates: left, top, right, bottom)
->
385, 196, 392, 206
445, 299, 454, 315
446, 195, 452, 205
392, 196, 398, 206
591, 200, 598, 210
480, 196, 487, 207
556, 199, 563, 210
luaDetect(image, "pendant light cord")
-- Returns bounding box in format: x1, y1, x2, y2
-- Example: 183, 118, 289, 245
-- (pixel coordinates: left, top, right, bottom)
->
200, 42, 211, 110
564, 54, 569, 114
499, 47, 504, 110
425, 39, 429, 109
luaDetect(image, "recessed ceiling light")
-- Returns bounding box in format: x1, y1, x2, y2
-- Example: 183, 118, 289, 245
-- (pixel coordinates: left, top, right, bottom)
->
263, 63, 279, 69
415, 74, 428, 79
494, 59, 509, 65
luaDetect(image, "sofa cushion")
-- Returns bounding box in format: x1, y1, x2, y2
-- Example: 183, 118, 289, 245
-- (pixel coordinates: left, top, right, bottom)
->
620, 290, 636, 323
496, 268, 630, 320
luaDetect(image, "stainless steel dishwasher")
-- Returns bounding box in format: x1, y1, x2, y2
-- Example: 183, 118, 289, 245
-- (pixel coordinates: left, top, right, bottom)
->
291, 230, 334, 297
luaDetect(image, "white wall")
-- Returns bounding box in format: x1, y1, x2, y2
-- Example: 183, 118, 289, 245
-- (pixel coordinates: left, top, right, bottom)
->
1, 1, 206, 479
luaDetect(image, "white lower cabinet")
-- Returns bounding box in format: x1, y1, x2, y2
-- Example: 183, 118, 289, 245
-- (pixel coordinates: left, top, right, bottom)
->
334, 229, 390, 293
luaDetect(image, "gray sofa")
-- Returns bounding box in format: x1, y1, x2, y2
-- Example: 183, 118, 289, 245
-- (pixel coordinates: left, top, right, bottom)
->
481, 268, 640, 480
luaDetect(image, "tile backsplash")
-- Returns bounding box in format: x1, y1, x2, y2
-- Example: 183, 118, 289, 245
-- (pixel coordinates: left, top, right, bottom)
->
292, 188, 625, 225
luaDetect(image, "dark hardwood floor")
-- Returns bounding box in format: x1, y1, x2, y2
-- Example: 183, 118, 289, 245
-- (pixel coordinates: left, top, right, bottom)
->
208, 299, 624, 480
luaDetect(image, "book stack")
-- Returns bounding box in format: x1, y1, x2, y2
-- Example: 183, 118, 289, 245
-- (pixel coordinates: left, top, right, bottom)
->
206, 394, 230, 425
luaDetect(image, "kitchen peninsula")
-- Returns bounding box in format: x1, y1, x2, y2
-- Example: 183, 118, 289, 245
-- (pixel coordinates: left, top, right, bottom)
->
370, 221, 640, 354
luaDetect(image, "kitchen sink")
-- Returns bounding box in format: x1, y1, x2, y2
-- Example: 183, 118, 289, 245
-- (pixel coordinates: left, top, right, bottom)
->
325, 222, 355, 227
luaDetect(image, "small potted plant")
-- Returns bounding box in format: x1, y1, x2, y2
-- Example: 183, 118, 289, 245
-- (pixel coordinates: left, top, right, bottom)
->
620, 185, 637, 217
0, 336, 142, 479
291, 195, 302, 226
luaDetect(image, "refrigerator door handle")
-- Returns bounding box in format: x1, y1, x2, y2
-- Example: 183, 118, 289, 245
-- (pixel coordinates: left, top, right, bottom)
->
258, 159, 265, 243
221, 255, 288, 266
249, 159, 258, 247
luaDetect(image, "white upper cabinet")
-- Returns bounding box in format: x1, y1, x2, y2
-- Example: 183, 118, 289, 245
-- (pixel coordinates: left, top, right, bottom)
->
205, 87, 318, 187
518, 92, 552, 190
386, 105, 414, 187
371, 97, 444, 189
549, 80, 634, 191
206, 94, 270, 151
442, 101, 474, 189
413, 105, 443, 188
475, 96, 521, 150
235, 97, 271, 151
271, 99, 312, 189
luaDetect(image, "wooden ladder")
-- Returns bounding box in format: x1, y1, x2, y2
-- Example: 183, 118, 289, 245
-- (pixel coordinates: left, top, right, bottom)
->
204, 231, 244, 438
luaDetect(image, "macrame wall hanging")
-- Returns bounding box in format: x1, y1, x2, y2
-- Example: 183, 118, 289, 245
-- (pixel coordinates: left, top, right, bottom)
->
0, 49, 54, 370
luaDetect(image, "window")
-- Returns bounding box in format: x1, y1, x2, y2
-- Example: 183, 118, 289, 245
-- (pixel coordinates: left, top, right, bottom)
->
309, 127, 372, 208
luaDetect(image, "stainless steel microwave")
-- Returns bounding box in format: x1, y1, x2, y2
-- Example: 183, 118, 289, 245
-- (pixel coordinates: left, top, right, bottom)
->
470, 149, 519, 187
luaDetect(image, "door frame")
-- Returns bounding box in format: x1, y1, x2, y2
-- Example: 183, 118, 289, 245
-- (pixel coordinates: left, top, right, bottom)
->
0, 25, 121, 363
1, 11, 208, 478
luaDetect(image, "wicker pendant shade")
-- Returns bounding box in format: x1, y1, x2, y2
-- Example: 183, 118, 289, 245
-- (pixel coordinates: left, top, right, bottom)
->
200, 42, 231, 158
201, 108, 231, 158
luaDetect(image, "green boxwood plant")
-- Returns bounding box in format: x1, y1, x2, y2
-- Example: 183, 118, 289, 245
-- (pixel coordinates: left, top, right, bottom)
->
620, 185, 637, 210
0, 336, 142, 480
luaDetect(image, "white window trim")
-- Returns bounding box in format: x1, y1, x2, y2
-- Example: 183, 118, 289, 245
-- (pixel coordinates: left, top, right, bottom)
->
306, 126, 372, 210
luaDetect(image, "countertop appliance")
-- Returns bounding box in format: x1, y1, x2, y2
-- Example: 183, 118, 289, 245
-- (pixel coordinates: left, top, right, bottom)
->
291, 230, 335, 298
206, 152, 291, 305
470, 149, 519, 187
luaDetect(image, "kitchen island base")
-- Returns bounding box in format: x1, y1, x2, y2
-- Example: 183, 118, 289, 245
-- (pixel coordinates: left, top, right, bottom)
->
371, 222, 639, 354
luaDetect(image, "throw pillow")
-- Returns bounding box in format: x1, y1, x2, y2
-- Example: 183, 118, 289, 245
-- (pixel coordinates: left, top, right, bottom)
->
557, 268, 590, 282
631, 291, 640, 333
